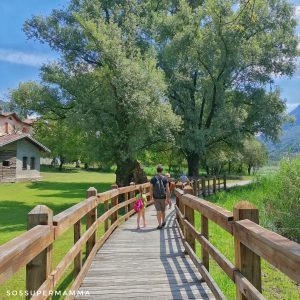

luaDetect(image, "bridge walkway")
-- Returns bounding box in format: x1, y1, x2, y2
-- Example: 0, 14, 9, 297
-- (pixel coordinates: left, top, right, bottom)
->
76, 200, 214, 300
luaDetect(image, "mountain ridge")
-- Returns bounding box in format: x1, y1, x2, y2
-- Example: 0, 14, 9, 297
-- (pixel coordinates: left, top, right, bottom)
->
264, 103, 300, 160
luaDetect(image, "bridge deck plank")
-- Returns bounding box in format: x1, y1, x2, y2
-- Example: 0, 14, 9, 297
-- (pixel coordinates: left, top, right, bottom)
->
76, 200, 214, 300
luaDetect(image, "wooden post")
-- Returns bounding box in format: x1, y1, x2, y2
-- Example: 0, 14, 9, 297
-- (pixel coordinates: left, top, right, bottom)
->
26, 205, 53, 300
175, 182, 183, 189
224, 174, 227, 190
86, 187, 97, 258
176, 192, 180, 224
201, 215, 209, 271
124, 192, 129, 220
192, 180, 198, 197
234, 201, 261, 300
218, 176, 221, 191
111, 184, 118, 224
213, 176, 216, 194
175, 182, 183, 230
207, 178, 210, 195
74, 220, 82, 276
183, 185, 195, 251
104, 200, 109, 231
129, 182, 135, 211
201, 178, 206, 197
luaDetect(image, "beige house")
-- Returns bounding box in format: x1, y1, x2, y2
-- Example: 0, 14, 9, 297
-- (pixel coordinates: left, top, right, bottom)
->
0, 112, 50, 183
0, 112, 33, 135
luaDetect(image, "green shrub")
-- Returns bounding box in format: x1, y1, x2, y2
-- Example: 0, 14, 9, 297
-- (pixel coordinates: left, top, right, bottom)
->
264, 157, 300, 242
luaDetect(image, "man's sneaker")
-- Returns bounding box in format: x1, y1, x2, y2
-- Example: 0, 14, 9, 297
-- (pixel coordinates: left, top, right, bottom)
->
157, 225, 162, 230
162, 221, 166, 227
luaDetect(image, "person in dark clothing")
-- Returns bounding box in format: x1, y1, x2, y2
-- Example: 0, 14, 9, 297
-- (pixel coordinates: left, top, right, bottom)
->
150, 165, 170, 230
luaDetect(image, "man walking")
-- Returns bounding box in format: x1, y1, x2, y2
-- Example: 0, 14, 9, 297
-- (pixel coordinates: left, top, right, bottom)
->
151, 165, 170, 230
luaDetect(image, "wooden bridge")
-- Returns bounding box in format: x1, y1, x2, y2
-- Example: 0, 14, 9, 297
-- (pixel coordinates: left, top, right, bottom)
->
0, 178, 300, 300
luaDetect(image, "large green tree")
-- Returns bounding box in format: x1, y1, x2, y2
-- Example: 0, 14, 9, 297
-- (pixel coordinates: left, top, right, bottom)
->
11, 1, 181, 186
10, 0, 299, 181
149, 0, 298, 176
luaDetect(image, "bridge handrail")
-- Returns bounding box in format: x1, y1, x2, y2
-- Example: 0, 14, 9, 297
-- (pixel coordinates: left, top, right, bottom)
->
0, 182, 152, 300
0, 225, 54, 285
175, 186, 300, 300
177, 174, 227, 197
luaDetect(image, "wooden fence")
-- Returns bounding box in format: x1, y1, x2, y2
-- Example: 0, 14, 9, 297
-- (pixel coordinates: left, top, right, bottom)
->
175, 175, 227, 197
0, 182, 152, 300
175, 185, 300, 300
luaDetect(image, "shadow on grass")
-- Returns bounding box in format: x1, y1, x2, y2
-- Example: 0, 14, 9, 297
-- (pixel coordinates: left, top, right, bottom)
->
40, 165, 80, 173
0, 200, 79, 233
0, 182, 111, 235
27, 181, 112, 199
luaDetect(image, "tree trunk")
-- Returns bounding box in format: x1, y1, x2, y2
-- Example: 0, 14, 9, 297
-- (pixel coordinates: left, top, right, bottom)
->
248, 165, 251, 175
116, 159, 147, 187
59, 156, 64, 171
187, 152, 200, 177
205, 165, 210, 176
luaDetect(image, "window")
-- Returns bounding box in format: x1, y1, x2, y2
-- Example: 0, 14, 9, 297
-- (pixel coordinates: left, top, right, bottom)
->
30, 157, 35, 170
2, 161, 9, 167
22, 157, 28, 170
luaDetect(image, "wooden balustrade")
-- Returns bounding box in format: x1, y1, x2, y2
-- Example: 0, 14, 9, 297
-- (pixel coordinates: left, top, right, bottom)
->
174, 188, 300, 300
0, 182, 153, 300
175, 175, 227, 198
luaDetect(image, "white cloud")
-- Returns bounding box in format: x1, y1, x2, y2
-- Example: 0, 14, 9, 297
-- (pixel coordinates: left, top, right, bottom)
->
0, 48, 55, 67
295, 6, 300, 17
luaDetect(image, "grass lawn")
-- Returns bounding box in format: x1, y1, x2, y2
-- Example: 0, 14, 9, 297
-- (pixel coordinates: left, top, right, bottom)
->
0, 169, 115, 300
195, 180, 300, 299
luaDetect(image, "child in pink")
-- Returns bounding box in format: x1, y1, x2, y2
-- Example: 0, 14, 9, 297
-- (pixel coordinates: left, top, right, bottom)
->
135, 186, 147, 229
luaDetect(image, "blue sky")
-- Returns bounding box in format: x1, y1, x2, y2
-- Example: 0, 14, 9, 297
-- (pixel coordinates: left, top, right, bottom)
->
0, 1, 68, 99
0, 1, 300, 112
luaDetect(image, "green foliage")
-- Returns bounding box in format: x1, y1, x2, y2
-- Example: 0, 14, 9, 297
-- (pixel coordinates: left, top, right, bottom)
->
34, 119, 86, 162
151, 0, 298, 174
9, 0, 299, 178
204, 177, 300, 298
242, 138, 268, 174
203, 138, 267, 175
264, 157, 300, 242
10, 1, 182, 184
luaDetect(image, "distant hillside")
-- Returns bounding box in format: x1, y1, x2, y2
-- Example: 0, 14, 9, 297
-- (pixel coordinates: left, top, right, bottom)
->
264, 104, 300, 160
289, 104, 300, 126
0, 100, 9, 111
265, 126, 300, 160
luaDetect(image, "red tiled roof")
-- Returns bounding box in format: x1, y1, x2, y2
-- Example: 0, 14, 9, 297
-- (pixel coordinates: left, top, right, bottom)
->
0, 134, 50, 152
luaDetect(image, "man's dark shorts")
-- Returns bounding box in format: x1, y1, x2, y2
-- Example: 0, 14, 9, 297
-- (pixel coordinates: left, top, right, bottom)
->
154, 198, 166, 212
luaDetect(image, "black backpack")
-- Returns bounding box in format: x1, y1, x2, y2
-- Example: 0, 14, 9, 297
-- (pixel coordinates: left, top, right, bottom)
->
153, 176, 166, 199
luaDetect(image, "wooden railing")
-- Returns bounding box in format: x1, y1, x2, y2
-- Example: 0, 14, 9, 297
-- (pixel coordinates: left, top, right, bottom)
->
175, 185, 300, 300
175, 175, 227, 197
0, 182, 152, 300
